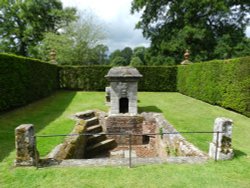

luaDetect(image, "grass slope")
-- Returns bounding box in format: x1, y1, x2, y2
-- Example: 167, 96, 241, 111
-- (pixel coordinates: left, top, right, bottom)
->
0, 92, 249, 188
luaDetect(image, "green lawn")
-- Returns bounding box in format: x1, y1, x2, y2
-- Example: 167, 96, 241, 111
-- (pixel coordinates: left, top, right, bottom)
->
0, 91, 250, 188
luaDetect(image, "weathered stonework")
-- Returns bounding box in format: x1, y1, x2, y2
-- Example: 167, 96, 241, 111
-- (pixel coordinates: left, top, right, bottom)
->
46, 120, 87, 160
105, 86, 111, 105
73, 110, 96, 120
14, 110, 210, 167
105, 67, 142, 115
59, 157, 208, 167
209, 117, 233, 160
141, 113, 207, 157
15, 124, 39, 166
104, 112, 206, 159
105, 115, 144, 145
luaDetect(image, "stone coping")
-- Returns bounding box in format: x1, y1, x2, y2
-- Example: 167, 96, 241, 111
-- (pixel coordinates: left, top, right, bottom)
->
105, 66, 142, 78
50, 156, 208, 168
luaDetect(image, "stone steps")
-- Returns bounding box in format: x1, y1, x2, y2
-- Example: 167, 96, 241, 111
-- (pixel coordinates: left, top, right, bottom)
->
85, 139, 117, 158
87, 132, 106, 145
86, 124, 102, 133
74, 110, 118, 159
75, 110, 95, 120
85, 117, 99, 127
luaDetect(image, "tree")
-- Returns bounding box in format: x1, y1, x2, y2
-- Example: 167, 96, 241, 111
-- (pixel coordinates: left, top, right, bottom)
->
234, 38, 250, 57
109, 49, 122, 64
0, 0, 77, 56
35, 32, 76, 64
36, 12, 106, 65
109, 47, 133, 66
133, 46, 146, 65
130, 56, 143, 66
121, 47, 133, 65
214, 35, 250, 59
131, 0, 250, 63
92, 44, 109, 64
147, 55, 175, 66
110, 56, 127, 66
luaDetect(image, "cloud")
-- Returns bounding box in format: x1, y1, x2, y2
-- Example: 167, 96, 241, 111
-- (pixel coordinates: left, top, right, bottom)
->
61, 0, 149, 53
61, 0, 250, 53
246, 27, 250, 37
102, 10, 149, 52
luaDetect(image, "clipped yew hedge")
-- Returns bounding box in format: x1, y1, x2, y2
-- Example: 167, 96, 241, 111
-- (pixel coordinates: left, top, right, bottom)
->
59, 66, 177, 92
59, 66, 110, 91
137, 66, 177, 91
1, 53, 249, 117
0, 53, 59, 112
177, 57, 250, 117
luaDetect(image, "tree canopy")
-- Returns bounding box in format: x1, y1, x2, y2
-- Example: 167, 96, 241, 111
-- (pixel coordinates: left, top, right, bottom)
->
36, 12, 107, 65
131, 0, 250, 63
130, 56, 143, 66
109, 46, 172, 66
0, 0, 76, 56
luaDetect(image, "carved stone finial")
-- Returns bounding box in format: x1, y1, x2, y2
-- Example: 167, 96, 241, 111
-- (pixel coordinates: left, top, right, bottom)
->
50, 49, 57, 64
184, 50, 190, 60
181, 49, 192, 65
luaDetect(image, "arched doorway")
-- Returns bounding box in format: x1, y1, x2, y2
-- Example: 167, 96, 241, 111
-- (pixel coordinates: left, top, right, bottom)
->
119, 98, 129, 113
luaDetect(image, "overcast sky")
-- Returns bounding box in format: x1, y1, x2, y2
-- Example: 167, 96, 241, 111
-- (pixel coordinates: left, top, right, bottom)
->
61, 0, 250, 53
61, 0, 150, 53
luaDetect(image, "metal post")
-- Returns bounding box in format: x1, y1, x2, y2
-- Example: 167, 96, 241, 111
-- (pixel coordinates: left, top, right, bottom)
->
215, 131, 219, 161
34, 136, 39, 169
129, 134, 132, 168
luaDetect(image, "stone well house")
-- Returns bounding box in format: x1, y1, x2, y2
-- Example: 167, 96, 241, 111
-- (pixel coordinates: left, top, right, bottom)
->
105, 67, 142, 115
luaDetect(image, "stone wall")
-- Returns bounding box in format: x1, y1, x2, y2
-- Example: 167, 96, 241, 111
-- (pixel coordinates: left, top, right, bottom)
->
105, 115, 144, 145
104, 112, 206, 158
46, 120, 87, 160
15, 111, 208, 167
141, 113, 207, 157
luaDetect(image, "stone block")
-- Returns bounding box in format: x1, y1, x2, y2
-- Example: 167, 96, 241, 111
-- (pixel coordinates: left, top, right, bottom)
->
124, 150, 137, 158
209, 143, 233, 160
209, 117, 233, 160
105, 115, 144, 145
15, 124, 39, 166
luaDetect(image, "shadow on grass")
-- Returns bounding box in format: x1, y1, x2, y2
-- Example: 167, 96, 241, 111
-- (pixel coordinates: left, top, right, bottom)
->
138, 106, 162, 113
0, 91, 76, 162
233, 149, 247, 159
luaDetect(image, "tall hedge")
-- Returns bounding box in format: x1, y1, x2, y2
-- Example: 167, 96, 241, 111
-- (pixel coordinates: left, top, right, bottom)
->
59, 66, 177, 92
2, 53, 248, 117
177, 57, 250, 117
59, 66, 110, 91
0, 53, 59, 112
137, 66, 177, 91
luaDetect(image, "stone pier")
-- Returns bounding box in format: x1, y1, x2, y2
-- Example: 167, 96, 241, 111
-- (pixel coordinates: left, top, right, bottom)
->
209, 117, 233, 160
15, 124, 39, 166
